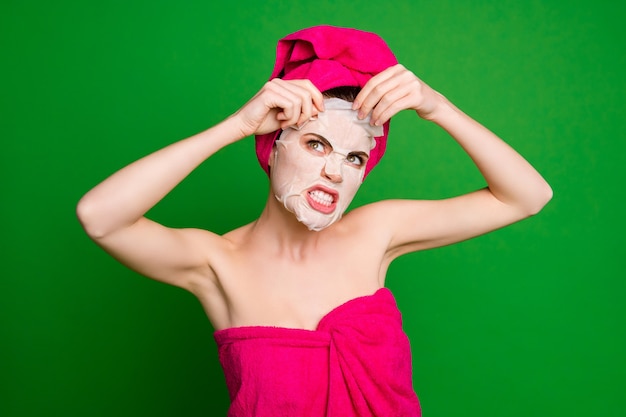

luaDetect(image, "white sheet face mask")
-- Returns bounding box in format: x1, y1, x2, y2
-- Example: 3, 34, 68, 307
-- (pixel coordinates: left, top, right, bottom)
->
270, 98, 382, 231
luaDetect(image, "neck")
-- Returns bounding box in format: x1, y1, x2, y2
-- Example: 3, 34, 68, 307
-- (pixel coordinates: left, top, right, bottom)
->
249, 191, 327, 258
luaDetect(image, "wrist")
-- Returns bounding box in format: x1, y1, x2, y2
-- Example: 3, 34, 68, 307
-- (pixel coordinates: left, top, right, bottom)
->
420, 94, 461, 124
222, 113, 252, 143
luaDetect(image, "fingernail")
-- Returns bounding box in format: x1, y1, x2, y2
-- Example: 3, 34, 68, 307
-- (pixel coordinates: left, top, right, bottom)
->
352, 101, 360, 110
358, 111, 365, 119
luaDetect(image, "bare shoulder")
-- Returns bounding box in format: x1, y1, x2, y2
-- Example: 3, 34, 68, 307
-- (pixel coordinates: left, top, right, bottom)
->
347, 189, 542, 260
337, 200, 402, 247
343, 199, 408, 231
343, 198, 458, 262
221, 221, 255, 243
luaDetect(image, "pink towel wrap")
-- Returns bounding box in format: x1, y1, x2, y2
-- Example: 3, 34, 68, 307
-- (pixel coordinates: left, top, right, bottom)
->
255, 25, 398, 179
214, 288, 421, 416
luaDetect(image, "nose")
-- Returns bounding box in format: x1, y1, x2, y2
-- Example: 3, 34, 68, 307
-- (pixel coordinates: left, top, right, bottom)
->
321, 153, 343, 183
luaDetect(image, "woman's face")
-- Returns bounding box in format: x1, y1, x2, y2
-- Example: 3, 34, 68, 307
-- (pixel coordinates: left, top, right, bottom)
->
270, 107, 375, 231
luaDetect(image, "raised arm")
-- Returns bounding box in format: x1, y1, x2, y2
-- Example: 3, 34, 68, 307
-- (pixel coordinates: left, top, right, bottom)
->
76, 79, 324, 290
352, 64, 553, 258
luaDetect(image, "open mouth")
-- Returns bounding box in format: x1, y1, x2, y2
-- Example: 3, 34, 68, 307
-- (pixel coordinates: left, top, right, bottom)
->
306, 186, 338, 214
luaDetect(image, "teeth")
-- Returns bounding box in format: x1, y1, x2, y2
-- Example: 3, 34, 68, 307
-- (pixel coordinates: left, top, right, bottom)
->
309, 190, 333, 206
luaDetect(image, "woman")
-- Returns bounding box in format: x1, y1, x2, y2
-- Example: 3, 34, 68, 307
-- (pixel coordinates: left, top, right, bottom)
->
77, 26, 552, 416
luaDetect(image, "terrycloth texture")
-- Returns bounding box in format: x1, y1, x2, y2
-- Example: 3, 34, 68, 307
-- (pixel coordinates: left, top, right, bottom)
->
255, 25, 398, 179
214, 288, 421, 417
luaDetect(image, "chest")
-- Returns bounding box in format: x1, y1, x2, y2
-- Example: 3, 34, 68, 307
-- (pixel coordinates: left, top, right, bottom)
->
214, 243, 387, 330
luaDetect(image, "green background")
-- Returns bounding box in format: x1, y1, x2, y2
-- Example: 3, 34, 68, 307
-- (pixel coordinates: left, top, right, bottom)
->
2, 1, 624, 416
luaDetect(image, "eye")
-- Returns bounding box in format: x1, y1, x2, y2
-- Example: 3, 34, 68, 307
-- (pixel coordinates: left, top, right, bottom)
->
346, 153, 364, 167
307, 140, 325, 154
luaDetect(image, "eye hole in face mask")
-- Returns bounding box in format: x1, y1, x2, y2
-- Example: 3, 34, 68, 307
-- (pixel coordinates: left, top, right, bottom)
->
307, 139, 327, 155
301, 134, 369, 169
346, 153, 367, 167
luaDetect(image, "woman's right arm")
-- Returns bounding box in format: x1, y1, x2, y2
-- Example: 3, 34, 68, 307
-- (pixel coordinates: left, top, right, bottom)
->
76, 79, 324, 290
76, 117, 245, 290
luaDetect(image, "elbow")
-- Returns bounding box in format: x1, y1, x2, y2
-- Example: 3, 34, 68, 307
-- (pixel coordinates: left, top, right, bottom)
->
525, 182, 553, 216
76, 196, 108, 240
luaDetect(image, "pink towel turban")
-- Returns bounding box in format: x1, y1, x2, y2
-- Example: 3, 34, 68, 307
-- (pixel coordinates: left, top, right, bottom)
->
255, 25, 398, 179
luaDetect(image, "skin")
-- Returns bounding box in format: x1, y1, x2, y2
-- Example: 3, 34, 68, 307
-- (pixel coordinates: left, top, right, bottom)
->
76, 64, 553, 331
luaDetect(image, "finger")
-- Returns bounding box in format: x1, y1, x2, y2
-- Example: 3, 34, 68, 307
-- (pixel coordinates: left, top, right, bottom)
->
277, 98, 301, 127
370, 74, 421, 123
354, 65, 399, 106
282, 80, 324, 126
308, 82, 325, 112
371, 94, 417, 126
268, 79, 308, 127
358, 74, 403, 121
369, 87, 409, 125
353, 64, 404, 111
271, 92, 302, 126
263, 78, 324, 129
294, 85, 314, 127
291, 79, 325, 112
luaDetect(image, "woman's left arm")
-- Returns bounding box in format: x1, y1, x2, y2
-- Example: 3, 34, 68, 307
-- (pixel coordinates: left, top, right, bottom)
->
353, 64, 553, 257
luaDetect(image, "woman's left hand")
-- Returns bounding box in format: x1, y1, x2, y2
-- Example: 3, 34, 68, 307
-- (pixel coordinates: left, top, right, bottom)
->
353, 64, 443, 125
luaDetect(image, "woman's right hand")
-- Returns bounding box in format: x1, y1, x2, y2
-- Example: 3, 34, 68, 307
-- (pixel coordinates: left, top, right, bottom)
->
233, 79, 325, 137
